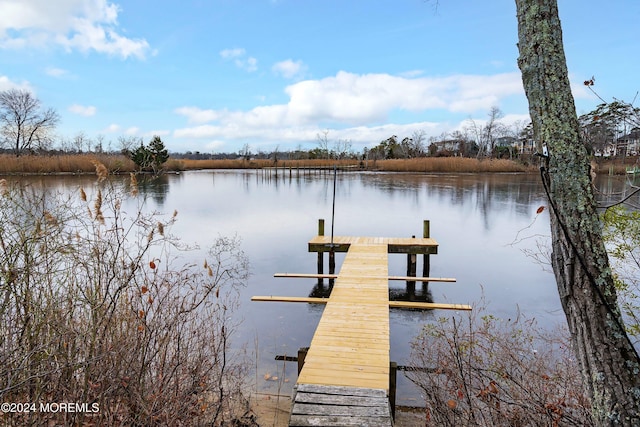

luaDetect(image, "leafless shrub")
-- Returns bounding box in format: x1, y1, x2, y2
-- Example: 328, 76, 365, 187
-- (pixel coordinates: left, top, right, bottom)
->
407, 300, 593, 426
0, 173, 250, 426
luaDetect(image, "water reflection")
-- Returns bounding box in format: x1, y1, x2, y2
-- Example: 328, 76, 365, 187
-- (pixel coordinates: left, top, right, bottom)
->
14, 170, 638, 406
135, 174, 173, 205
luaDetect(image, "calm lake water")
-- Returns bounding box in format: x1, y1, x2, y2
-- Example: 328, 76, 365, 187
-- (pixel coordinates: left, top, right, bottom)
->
14, 169, 636, 406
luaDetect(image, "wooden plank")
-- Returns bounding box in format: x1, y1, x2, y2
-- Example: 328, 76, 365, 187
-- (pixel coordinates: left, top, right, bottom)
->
308, 235, 439, 255
251, 296, 328, 304
274, 272, 456, 282
387, 275, 455, 282
274, 273, 339, 279
252, 296, 471, 310
389, 301, 472, 310
296, 384, 387, 397
307, 344, 389, 356
295, 373, 389, 389
291, 403, 389, 417
294, 392, 388, 407
289, 414, 391, 427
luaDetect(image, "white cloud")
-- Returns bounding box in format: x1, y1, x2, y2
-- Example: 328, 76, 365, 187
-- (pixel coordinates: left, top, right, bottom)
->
103, 123, 120, 133
124, 126, 139, 135
173, 71, 527, 146
145, 130, 170, 138
45, 67, 68, 77
0, 75, 32, 91
175, 106, 225, 124
272, 59, 306, 79
0, 0, 150, 59
243, 57, 258, 72
219, 47, 257, 72
68, 103, 96, 116
219, 47, 245, 59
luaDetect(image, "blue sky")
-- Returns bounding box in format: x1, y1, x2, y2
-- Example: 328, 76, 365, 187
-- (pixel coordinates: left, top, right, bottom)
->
1, 0, 639, 154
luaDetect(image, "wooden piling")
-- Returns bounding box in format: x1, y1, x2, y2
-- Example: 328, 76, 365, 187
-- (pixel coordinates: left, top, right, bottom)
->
297, 347, 308, 375
389, 361, 397, 420
423, 220, 431, 284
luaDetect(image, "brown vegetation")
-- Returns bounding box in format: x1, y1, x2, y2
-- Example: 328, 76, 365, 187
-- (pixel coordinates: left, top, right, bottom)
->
0, 154, 137, 174
0, 153, 635, 175
407, 301, 593, 426
0, 167, 252, 425
172, 157, 538, 173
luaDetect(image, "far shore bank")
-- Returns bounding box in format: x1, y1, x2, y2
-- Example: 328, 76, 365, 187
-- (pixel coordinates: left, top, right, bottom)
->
0, 153, 635, 175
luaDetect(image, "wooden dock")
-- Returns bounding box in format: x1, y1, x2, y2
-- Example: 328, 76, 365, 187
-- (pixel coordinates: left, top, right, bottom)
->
252, 224, 470, 426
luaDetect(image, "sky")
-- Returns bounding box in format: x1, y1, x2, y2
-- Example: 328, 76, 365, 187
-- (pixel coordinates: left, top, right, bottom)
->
1, 0, 639, 154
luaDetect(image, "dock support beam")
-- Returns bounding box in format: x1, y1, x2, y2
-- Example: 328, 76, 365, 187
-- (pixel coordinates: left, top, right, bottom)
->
389, 361, 397, 420
297, 347, 308, 375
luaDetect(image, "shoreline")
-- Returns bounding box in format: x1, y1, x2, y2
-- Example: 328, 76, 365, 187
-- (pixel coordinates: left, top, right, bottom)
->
0, 153, 634, 175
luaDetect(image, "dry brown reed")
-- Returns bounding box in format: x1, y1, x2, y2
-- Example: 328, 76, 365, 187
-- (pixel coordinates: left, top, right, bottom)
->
0, 153, 635, 175
179, 157, 537, 173
371, 158, 535, 173
0, 154, 137, 174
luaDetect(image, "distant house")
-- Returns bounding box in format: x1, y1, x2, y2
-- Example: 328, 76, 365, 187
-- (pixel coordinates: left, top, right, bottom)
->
617, 128, 640, 156
430, 139, 462, 155
494, 136, 517, 148
516, 138, 536, 154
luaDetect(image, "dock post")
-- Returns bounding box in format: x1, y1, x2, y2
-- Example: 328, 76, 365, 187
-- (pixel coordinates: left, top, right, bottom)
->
329, 251, 335, 276
407, 236, 417, 299
317, 219, 325, 285
297, 347, 308, 375
423, 220, 431, 293
389, 361, 397, 420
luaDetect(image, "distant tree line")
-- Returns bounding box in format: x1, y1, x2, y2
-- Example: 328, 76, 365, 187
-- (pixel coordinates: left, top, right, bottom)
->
1, 89, 638, 165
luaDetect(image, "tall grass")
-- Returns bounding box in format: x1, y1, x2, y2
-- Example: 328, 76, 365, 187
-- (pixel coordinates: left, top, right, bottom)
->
0, 153, 635, 175
0, 154, 137, 174
179, 157, 538, 173
370, 158, 535, 173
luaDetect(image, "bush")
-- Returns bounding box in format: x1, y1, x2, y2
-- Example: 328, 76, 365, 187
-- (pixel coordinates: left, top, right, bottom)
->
0, 168, 251, 426
407, 300, 593, 426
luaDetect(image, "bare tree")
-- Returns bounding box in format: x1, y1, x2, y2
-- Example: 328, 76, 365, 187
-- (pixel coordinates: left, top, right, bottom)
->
73, 131, 89, 153
516, 0, 640, 424
333, 138, 352, 159
94, 134, 106, 153
411, 129, 427, 156
484, 106, 507, 156
316, 129, 331, 160
239, 143, 252, 160
0, 89, 60, 156
117, 135, 140, 155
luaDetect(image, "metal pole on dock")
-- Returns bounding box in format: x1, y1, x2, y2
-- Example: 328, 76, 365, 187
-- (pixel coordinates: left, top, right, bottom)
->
329, 166, 337, 277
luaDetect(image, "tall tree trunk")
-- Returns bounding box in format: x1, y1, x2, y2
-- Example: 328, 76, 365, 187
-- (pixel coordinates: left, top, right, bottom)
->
515, 1, 640, 425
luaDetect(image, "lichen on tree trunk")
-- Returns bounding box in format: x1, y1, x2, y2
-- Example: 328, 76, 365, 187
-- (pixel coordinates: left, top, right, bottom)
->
515, 0, 640, 425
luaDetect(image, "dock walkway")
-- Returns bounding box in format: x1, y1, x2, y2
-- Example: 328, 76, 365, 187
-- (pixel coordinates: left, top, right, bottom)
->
252, 227, 470, 426
291, 241, 392, 426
